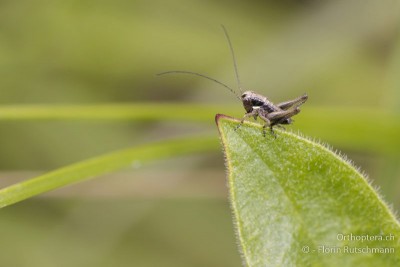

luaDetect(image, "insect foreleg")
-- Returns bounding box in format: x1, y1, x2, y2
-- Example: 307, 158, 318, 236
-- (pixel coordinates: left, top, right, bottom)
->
235, 109, 259, 131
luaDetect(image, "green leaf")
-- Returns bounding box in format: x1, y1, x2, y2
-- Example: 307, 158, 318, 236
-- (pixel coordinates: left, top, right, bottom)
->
0, 135, 218, 208
216, 114, 400, 267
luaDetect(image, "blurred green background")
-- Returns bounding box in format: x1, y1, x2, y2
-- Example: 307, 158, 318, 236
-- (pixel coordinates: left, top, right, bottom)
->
0, 1, 399, 266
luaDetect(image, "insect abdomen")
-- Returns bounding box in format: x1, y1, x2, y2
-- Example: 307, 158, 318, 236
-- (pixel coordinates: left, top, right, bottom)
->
261, 101, 280, 113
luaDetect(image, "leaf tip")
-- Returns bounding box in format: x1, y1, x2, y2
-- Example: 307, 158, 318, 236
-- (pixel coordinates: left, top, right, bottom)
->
215, 113, 239, 125
215, 113, 230, 125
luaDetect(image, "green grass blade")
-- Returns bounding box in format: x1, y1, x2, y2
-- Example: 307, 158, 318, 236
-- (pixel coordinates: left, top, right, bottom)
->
0, 135, 218, 208
0, 104, 398, 154
216, 114, 400, 267
297, 107, 400, 155
0, 103, 220, 122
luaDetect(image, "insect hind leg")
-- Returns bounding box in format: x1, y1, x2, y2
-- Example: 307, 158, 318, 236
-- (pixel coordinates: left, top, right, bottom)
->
276, 94, 308, 110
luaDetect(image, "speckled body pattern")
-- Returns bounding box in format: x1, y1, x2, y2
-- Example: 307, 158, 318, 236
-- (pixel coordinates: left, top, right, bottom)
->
238, 90, 308, 134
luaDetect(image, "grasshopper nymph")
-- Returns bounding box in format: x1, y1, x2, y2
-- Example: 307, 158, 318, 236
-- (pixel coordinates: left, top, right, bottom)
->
158, 26, 308, 137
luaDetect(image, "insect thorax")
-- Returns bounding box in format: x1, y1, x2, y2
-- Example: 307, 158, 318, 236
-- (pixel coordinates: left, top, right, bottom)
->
241, 91, 277, 113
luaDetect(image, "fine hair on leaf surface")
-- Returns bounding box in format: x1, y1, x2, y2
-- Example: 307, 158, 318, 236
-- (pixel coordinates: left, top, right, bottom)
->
216, 114, 400, 267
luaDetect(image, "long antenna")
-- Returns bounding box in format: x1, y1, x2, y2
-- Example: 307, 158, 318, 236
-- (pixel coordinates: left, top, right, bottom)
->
221, 25, 242, 94
157, 71, 241, 100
